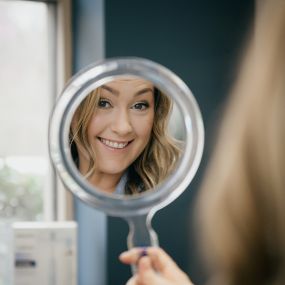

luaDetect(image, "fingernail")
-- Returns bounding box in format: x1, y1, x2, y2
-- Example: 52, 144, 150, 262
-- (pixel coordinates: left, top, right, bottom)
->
140, 247, 148, 257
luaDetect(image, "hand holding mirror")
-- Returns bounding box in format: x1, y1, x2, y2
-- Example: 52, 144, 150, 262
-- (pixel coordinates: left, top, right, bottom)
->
49, 57, 204, 255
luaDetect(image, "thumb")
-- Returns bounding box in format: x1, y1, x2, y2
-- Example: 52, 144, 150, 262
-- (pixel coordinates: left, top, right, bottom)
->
136, 256, 165, 285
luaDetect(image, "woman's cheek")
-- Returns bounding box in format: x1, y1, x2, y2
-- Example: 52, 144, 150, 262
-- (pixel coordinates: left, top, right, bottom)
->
135, 115, 154, 137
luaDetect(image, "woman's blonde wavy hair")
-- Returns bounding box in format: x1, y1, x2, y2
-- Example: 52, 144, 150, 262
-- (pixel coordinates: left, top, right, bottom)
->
70, 84, 181, 194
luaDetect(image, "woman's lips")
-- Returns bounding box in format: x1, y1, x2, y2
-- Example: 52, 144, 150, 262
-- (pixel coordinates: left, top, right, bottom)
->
98, 137, 132, 149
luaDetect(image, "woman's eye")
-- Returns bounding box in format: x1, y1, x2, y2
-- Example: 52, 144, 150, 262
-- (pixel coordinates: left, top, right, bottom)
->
98, 99, 111, 108
132, 102, 149, 110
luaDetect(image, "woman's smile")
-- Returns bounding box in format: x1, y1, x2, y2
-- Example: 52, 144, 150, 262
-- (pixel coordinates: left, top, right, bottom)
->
98, 137, 133, 150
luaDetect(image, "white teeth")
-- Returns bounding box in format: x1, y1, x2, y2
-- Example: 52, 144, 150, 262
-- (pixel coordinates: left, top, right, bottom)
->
100, 138, 128, 149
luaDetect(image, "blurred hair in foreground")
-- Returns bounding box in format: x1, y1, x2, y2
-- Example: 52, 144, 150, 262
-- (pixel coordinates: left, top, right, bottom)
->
197, 1, 285, 284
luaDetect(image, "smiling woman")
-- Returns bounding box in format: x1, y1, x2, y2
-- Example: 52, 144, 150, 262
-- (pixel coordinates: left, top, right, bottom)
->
69, 77, 182, 195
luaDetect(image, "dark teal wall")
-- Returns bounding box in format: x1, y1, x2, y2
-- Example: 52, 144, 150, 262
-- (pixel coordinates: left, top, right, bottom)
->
105, 1, 254, 284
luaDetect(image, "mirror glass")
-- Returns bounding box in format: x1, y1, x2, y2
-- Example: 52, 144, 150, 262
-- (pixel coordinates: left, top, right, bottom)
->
69, 76, 185, 197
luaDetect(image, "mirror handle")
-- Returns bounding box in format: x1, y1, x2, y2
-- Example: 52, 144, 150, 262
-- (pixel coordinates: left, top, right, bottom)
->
125, 212, 158, 274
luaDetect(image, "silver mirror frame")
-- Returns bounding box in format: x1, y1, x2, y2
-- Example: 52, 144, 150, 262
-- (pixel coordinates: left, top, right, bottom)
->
49, 57, 204, 217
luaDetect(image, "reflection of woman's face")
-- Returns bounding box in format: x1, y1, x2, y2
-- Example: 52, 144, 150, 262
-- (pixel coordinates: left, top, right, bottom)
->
87, 78, 155, 176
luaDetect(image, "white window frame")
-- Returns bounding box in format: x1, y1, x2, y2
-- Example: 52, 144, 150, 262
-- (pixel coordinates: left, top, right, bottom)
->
52, 0, 73, 221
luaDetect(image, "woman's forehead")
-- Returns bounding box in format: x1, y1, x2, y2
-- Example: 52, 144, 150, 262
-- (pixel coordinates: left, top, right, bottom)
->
105, 77, 153, 88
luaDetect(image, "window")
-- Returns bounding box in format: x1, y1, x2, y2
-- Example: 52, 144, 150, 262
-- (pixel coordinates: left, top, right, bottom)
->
0, 0, 56, 221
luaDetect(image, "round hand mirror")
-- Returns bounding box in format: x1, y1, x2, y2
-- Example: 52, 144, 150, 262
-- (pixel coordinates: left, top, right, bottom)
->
49, 57, 204, 250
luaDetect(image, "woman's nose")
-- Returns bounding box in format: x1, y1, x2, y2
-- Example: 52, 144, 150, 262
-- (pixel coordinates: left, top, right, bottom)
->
111, 110, 133, 136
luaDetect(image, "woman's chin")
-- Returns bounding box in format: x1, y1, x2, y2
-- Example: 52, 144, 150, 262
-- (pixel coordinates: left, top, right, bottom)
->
98, 165, 127, 176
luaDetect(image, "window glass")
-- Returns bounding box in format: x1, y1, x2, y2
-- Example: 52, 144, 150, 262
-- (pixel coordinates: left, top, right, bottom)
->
0, 0, 52, 221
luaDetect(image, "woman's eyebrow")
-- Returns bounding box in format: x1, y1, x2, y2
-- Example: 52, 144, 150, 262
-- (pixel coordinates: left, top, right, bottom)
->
101, 85, 119, 95
101, 85, 153, 96
135, 87, 154, 96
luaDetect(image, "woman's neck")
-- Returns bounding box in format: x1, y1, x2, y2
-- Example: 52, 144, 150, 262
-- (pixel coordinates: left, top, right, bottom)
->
78, 161, 123, 193
88, 172, 122, 193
